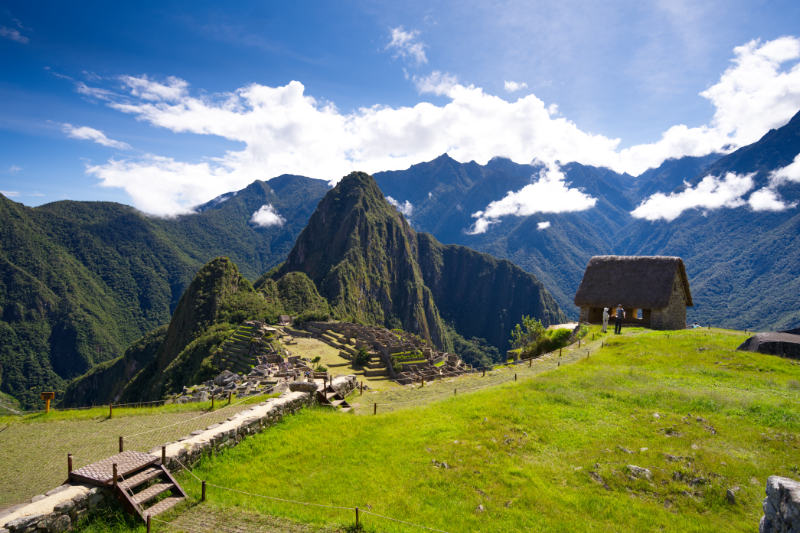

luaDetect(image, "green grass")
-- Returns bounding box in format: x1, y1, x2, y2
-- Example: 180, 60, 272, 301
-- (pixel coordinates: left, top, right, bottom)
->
73, 328, 800, 531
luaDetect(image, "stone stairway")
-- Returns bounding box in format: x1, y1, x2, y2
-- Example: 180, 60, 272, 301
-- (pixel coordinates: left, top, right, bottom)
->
315, 385, 352, 413
69, 451, 187, 522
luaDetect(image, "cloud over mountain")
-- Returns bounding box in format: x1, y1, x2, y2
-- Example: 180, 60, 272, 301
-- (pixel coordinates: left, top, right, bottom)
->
250, 204, 285, 227
78, 37, 800, 216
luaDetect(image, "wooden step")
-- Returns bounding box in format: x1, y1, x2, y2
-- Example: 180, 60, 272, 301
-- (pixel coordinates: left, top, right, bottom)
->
132, 482, 174, 506
143, 496, 184, 517
119, 466, 162, 490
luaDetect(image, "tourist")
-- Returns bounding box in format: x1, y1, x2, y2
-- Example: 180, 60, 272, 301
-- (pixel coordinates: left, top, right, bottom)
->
602, 307, 609, 333
614, 304, 625, 334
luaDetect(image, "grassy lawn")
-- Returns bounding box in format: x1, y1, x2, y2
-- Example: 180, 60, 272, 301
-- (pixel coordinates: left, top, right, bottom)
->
284, 336, 399, 391
0, 394, 273, 510
74, 327, 800, 532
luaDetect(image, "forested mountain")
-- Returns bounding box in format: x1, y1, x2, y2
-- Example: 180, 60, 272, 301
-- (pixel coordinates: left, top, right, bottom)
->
0, 176, 328, 407
278, 172, 564, 352
374, 111, 800, 331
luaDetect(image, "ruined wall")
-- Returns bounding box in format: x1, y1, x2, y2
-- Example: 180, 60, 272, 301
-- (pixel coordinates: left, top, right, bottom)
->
760, 476, 800, 532
650, 273, 687, 330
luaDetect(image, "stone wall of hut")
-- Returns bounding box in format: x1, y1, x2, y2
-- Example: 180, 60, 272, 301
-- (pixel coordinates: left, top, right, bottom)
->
649, 273, 687, 330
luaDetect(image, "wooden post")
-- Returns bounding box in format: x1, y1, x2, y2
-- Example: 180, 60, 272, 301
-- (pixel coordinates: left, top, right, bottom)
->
119, 436, 124, 453
355, 506, 359, 527
421, 378, 424, 388
109, 404, 113, 419
482, 368, 486, 377
67, 453, 73, 476
211, 395, 215, 410
228, 391, 232, 405
454, 388, 457, 396
587, 350, 590, 358
360, 382, 363, 396
559, 348, 562, 357
146, 515, 151, 533
529, 358, 532, 367
373, 402, 377, 415
112, 463, 118, 487
514, 373, 517, 382
578, 339, 581, 348
201, 480, 207, 502
161, 446, 166, 465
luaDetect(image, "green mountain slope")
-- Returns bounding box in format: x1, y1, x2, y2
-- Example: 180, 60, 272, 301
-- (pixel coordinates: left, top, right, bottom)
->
278, 171, 565, 353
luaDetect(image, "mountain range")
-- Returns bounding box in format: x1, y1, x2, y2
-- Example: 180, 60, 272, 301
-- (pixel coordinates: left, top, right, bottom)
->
2, 110, 799, 407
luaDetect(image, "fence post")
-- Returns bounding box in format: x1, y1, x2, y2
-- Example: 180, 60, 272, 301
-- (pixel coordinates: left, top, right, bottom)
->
201, 480, 207, 502
373, 402, 377, 415
211, 395, 215, 410
355, 506, 359, 527
228, 391, 232, 405
112, 463, 118, 487
360, 382, 363, 396
482, 368, 486, 377
67, 453, 73, 476
514, 373, 517, 381
109, 403, 113, 419
578, 339, 581, 348
119, 436, 123, 453
421, 378, 424, 388
161, 446, 166, 465
529, 358, 532, 367
559, 348, 562, 358
454, 388, 457, 396
146, 514, 151, 533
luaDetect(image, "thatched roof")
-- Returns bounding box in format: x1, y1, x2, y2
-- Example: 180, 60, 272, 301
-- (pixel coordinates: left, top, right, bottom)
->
573, 255, 692, 308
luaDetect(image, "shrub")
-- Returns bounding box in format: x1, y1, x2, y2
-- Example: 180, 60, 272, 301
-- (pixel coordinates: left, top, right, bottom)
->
353, 346, 371, 367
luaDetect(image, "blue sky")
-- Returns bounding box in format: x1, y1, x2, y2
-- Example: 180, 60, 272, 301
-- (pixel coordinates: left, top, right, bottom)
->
1, 0, 800, 216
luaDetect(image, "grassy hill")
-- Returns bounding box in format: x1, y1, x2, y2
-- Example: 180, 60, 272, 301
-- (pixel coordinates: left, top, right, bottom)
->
72, 327, 799, 532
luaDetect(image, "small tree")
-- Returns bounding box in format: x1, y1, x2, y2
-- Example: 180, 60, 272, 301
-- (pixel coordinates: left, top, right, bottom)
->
353, 346, 371, 367
509, 315, 545, 349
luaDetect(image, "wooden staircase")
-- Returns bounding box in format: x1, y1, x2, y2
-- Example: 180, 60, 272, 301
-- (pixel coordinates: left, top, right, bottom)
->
69, 451, 187, 522
315, 385, 352, 413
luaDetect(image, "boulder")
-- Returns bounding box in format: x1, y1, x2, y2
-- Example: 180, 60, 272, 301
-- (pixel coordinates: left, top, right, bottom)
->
288, 381, 318, 393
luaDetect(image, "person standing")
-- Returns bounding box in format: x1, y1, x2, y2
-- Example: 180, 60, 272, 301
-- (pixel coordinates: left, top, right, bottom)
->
602, 307, 609, 333
614, 304, 625, 334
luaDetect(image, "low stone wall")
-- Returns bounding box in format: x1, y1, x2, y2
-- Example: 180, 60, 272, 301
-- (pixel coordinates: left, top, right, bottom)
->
0, 376, 357, 533
760, 476, 800, 532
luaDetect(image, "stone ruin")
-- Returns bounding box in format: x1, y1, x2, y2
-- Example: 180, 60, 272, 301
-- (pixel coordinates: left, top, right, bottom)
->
169, 321, 328, 404
294, 321, 471, 385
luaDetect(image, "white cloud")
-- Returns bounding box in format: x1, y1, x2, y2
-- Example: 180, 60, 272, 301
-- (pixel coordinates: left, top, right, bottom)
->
8, 165, 22, 173
386, 26, 427, 65
631, 172, 755, 221
0, 26, 29, 44
0, 190, 20, 197
77, 37, 800, 216
504, 80, 528, 93
768, 153, 800, 185
748, 187, 796, 212
249, 204, 285, 227
537, 221, 551, 230
63, 124, 131, 150
468, 163, 596, 234
386, 196, 413, 217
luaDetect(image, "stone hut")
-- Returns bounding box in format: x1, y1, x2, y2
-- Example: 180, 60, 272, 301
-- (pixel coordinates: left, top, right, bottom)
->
574, 255, 693, 330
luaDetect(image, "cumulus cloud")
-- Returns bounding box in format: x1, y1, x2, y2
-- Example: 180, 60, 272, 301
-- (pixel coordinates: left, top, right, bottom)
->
631, 172, 755, 221
0, 26, 28, 44
747, 187, 796, 211
78, 37, 800, 216
537, 221, 551, 230
249, 204, 285, 227
63, 124, 131, 149
769, 152, 800, 185
504, 80, 528, 93
386, 26, 427, 65
386, 196, 413, 217
468, 163, 596, 234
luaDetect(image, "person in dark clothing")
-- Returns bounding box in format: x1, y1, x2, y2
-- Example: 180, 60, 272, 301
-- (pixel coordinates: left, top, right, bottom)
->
614, 304, 625, 334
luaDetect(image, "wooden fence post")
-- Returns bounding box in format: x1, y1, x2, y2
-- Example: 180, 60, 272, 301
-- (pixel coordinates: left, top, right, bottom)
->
109, 404, 113, 419
67, 453, 73, 476
146, 515, 151, 533
211, 395, 215, 410
454, 388, 457, 396
373, 402, 377, 415
112, 463, 118, 487
201, 480, 207, 502
119, 436, 123, 453
482, 368, 486, 377
228, 392, 232, 405
161, 446, 166, 465
514, 373, 517, 381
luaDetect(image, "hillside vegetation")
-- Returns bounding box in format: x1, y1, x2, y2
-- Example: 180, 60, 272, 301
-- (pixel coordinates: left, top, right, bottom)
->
76, 327, 800, 532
